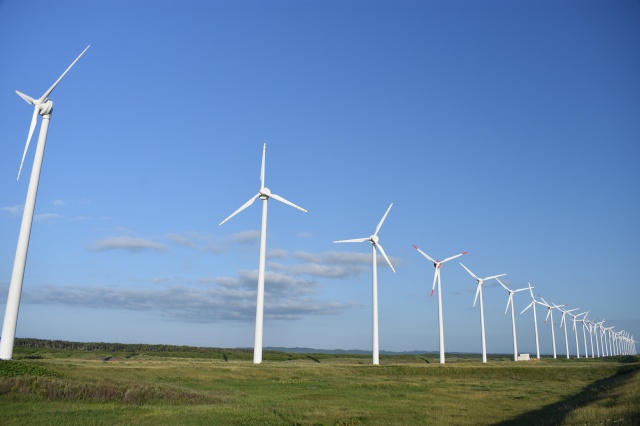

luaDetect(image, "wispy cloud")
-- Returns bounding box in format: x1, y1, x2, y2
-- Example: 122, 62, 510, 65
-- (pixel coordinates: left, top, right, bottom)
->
162, 230, 261, 253
88, 236, 170, 253
165, 233, 197, 248
293, 250, 400, 271
23, 274, 358, 322
35, 213, 63, 223
268, 262, 354, 279
1, 205, 24, 216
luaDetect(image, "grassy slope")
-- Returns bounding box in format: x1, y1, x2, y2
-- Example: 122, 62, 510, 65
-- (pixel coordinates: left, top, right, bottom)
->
0, 344, 638, 425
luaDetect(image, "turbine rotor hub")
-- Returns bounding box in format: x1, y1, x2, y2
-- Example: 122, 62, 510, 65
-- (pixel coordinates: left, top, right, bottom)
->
37, 100, 53, 116
259, 187, 271, 200
370, 234, 379, 245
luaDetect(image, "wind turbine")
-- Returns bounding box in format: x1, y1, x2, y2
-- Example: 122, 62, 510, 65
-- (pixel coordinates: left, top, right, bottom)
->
538, 296, 566, 359
577, 311, 590, 358
520, 284, 541, 359
219, 144, 307, 364
460, 263, 506, 363
559, 306, 578, 359
334, 203, 395, 365
412, 245, 467, 364
496, 278, 528, 361
568, 311, 586, 358
0, 46, 90, 361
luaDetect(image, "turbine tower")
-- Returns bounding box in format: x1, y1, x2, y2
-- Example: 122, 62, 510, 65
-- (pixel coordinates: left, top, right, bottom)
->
334, 203, 395, 365
460, 263, 506, 363
496, 278, 528, 361
0, 46, 90, 360
413, 245, 467, 364
219, 144, 307, 364
519, 284, 540, 359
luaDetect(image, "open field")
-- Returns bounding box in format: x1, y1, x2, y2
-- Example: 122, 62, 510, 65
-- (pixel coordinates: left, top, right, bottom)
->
0, 340, 638, 425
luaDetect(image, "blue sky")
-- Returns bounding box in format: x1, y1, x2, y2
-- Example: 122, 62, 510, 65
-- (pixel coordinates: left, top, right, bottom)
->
0, 0, 638, 355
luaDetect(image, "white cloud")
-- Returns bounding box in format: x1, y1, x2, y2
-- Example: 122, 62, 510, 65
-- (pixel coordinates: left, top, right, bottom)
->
267, 261, 354, 279
165, 233, 197, 248
232, 230, 261, 244
35, 213, 63, 223
266, 248, 287, 259
88, 236, 170, 253
23, 277, 357, 323
1, 205, 24, 216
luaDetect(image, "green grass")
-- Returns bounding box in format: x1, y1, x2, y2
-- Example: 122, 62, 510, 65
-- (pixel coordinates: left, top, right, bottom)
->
0, 342, 637, 425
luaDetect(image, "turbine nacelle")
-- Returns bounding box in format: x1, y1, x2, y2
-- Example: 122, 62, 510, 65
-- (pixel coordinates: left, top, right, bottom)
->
259, 187, 272, 199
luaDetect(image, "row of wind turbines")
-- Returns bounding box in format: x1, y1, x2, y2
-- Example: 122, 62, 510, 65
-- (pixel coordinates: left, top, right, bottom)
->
217, 142, 637, 365
1, 46, 637, 366
414, 251, 637, 365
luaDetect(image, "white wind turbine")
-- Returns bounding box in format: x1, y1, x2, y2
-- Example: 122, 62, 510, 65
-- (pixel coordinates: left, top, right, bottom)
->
538, 296, 566, 359
586, 318, 596, 358
0, 46, 90, 361
219, 144, 307, 364
460, 263, 506, 363
496, 278, 528, 361
412, 245, 467, 364
577, 311, 590, 358
567, 311, 586, 359
559, 306, 578, 359
520, 284, 541, 359
593, 319, 604, 357
334, 203, 395, 365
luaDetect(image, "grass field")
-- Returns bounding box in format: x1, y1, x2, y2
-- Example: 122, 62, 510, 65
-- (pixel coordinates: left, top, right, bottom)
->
0, 341, 638, 425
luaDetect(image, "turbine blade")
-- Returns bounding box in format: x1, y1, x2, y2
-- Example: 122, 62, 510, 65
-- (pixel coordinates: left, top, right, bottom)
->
473, 283, 481, 307
460, 263, 479, 280
441, 251, 468, 263
16, 90, 36, 105
412, 245, 436, 264
431, 269, 438, 296
334, 237, 369, 243
496, 277, 509, 291
505, 294, 512, 315
376, 243, 395, 273
484, 273, 507, 281
560, 313, 565, 327
269, 193, 307, 212
374, 203, 393, 236
17, 107, 39, 180
545, 308, 552, 323
260, 143, 266, 189
39, 45, 90, 102
520, 302, 533, 315
219, 193, 259, 225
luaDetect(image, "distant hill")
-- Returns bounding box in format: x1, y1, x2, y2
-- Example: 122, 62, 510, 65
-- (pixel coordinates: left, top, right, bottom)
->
265, 347, 438, 356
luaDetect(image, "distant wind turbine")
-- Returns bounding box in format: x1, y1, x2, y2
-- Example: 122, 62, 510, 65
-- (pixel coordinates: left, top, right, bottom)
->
538, 296, 566, 359
559, 306, 578, 359
460, 263, 506, 363
219, 144, 307, 364
413, 245, 467, 364
576, 311, 590, 358
519, 284, 540, 359
334, 203, 395, 365
496, 278, 528, 361
0, 46, 90, 361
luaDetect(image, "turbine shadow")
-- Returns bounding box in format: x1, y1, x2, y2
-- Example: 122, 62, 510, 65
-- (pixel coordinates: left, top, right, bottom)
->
493, 359, 639, 426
